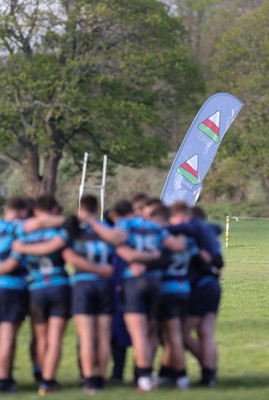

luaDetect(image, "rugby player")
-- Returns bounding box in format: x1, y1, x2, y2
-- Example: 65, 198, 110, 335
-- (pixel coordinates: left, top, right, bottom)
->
62, 194, 114, 394
11, 195, 69, 395
169, 202, 222, 387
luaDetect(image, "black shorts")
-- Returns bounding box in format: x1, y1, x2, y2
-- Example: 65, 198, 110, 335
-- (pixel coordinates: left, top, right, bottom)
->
0, 288, 28, 323
158, 294, 189, 322
188, 278, 221, 317
72, 280, 113, 316
30, 285, 70, 324
121, 275, 161, 319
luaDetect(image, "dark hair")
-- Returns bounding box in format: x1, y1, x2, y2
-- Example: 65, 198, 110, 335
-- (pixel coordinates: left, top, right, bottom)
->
150, 205, 170, 222
35, 194, 60, 212
104, 209, 114, 226
170, 201, 191, 217
192, 205, 207, 220
132, 192, 149, 203
144, 197, 162, 208
24, 197, 36, 217
132, 193, 149, 212
80, 194, 98, 214
113, 199, 133, 217
5, 197, 27, 211
62, 215, 82, 239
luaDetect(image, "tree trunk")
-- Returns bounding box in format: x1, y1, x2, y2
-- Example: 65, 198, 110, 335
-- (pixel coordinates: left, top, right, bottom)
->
23, 146, 62, 198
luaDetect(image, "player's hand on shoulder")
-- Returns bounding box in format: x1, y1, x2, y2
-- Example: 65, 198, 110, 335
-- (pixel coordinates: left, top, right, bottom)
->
12, 240, 23, 253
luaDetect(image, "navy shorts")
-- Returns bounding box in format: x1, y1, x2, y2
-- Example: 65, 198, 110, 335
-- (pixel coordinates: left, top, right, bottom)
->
72, 280, 113, 316
188, 278, 221, 317
158, 294, 189, 322
121, 275, 161, 319
30, 285, 70, 324
0, 289, 28, 323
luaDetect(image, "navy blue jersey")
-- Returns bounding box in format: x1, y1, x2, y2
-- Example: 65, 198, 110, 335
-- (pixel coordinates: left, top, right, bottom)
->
0, 219, 27, 290
116, 216, 169, 278
12, 228, 68, 291
70, 222, 114, 284
169, 217, 220, 259
172, 220, 224, 286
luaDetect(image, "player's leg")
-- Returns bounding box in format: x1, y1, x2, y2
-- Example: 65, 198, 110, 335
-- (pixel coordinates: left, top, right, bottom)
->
0, 322, 17, 392
74, 315, 96, 390
157, 295, 189, 389
33, 322, 48, 370
0, 289, 27, 393
122, 276, 157, 391
182, 316, 201, 361
72, 281, 98, 393
124, 313, 151, 369
41, 316, 67, 381
197, 313, 217, 368
163, 318, 188, 388
95, 280, 113, 389
196, 280, 221, 386
96, 316, 112, 384
36, 285, 70, 394
29, 288, 49, 371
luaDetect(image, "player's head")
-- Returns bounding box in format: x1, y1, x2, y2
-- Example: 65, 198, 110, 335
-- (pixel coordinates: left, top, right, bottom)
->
132, 193, 149, 216
78, 194, 99, 220
34, 194, 62, 216
4, 196, 28, 221
169, 201, 192, 225
112, 199, 133, 219
150, 205, 170, 227
22, 197, 36, 218
143, 197, 163, 220
192, 205, 207, 220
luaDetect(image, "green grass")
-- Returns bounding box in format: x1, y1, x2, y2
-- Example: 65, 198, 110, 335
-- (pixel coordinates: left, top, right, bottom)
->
5, 219, 269, 399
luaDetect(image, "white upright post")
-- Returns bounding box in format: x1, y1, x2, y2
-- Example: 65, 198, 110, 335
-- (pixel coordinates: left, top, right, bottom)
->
78, 152, 89, 213
100, 154, 107, 221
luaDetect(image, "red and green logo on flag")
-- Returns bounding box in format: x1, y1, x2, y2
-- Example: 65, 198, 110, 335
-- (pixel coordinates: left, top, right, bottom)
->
198, 111, 220, 143
177, 154, 199, 185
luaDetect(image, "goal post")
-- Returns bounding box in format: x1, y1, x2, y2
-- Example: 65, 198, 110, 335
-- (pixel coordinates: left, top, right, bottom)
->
78, 153, 108, 221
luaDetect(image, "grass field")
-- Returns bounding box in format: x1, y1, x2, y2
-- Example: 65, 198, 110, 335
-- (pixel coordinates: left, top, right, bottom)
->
4, 219, 269, 399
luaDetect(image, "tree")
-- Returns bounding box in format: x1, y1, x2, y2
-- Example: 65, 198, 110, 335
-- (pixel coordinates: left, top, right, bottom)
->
208, 0, 269, 198
0, 0, 204, 196
169, 0, 264, 65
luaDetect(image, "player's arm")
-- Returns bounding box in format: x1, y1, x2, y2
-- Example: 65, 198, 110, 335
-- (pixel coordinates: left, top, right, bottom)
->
86, 217, 128, 245
116, 245, 161, 263
23, 215, 65, 233
163, 234, 186, 252
62, 248, 113, 278
0, 257, 19, 275
12, 236, 65, 255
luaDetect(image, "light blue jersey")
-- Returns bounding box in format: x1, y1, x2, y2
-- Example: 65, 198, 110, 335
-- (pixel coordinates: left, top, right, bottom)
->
70, 222, 114, 285
116, 216, 169, 278
12, 228, 69, 291
0, 219, 27, 290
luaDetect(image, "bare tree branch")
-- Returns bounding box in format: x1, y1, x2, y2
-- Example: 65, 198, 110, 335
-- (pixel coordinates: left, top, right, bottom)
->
0, 152, 22, 168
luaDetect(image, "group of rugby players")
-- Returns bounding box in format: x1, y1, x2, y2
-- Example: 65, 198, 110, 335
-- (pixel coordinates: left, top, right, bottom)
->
0, 192, 223, 394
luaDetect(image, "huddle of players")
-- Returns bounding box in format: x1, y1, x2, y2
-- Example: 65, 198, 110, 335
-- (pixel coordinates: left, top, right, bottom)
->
0, 192, 223, 394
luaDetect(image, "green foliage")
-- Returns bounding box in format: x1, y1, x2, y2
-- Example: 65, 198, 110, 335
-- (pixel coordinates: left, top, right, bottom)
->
0, 0, 204, 194
208, 1, 269, 196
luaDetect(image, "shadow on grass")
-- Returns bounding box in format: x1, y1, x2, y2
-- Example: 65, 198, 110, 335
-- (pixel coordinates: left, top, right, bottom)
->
15, 375, 269, 393
216, 375, 269, 389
